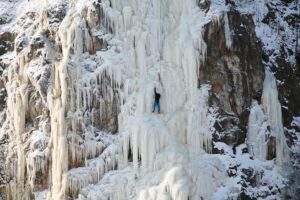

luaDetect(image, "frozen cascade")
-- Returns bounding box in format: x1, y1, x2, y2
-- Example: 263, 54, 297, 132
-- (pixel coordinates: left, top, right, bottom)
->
0, 0, 296, 199
0, 0, 224, 199
109, 0, 213, 163
47, 5, 114, 199
247, 69, 290, 167
261, 69, 290, 167
2, 24, 53, 197
4, 52, 37, 199
47, 2, 123, 199
3, 0, 291, 199
247, 101, 269, 161
77, 0, 226, 199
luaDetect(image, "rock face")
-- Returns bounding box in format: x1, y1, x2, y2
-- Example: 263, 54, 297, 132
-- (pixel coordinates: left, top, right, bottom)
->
201, 10, 264, 146
0, 32, 15, 56
251, 0, 299, 173
267, 136, 276, 160
274, 35, 300, 138
258, 0, 300, 135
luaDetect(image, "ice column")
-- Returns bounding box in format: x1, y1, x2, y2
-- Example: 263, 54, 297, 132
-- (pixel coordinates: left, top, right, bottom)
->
48, 9, 78, 200
262, 69, 290, 166
4, 53, 29, 200
247, 101, 269, 160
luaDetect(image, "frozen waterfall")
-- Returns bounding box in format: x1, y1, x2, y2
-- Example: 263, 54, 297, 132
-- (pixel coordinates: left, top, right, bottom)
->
69, 0, 224, 199
247, 69, 290, 167
262, 69, 290, 166
0, 0, 293, 199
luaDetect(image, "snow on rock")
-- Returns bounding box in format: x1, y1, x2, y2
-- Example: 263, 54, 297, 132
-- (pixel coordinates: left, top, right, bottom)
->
292, 117, 300, 129
237, 0, 298, 65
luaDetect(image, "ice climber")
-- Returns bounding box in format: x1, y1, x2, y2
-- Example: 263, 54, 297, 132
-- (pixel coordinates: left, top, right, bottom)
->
152, 87, 161, 114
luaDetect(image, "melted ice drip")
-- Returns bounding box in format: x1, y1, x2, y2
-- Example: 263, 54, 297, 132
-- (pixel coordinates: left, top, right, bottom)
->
262, 69, 290, 167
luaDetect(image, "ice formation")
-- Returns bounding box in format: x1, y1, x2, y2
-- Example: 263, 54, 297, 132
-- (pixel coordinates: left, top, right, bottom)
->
261, 70, 290, 167
247, 101, 269, 161
0, 0, 295, 199
247, 69, 290, 167
223, 13, 232, 50
46, 0, 225, 198
78, 0, 222, 198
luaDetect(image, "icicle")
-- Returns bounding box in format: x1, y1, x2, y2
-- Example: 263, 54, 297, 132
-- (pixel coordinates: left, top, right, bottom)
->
247, 101, 269, 161
224, 12, 232, 50
65, 167, 98, 198
122, 6, 132, 32
262, 69, 290, 167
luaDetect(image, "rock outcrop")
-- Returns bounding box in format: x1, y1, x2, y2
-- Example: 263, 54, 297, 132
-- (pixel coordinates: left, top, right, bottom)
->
201, 10, 264, 146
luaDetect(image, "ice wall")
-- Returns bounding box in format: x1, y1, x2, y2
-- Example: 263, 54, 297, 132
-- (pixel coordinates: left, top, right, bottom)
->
0, 1, 116, 199
101, 0, 211, 167
5, 59, 27, 200
262, 69, 290, 166
3, 45, 45, 199
247, 101, 269, 161
2, 0, 292, 199
76, 0, 226, 199
247, 69, 290, 167
47, 4, 121, 198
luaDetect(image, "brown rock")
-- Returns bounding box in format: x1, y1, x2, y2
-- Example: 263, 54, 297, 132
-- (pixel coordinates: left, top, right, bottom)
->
201, 10, 264, 145
267, 136, 276, 160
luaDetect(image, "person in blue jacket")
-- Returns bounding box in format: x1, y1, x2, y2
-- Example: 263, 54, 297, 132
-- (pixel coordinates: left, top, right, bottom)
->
152, 87, 161, 114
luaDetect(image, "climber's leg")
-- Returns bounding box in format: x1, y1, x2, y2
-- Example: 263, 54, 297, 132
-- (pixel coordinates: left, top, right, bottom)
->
152, 102, 161, 113
157, 102, 160, 114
